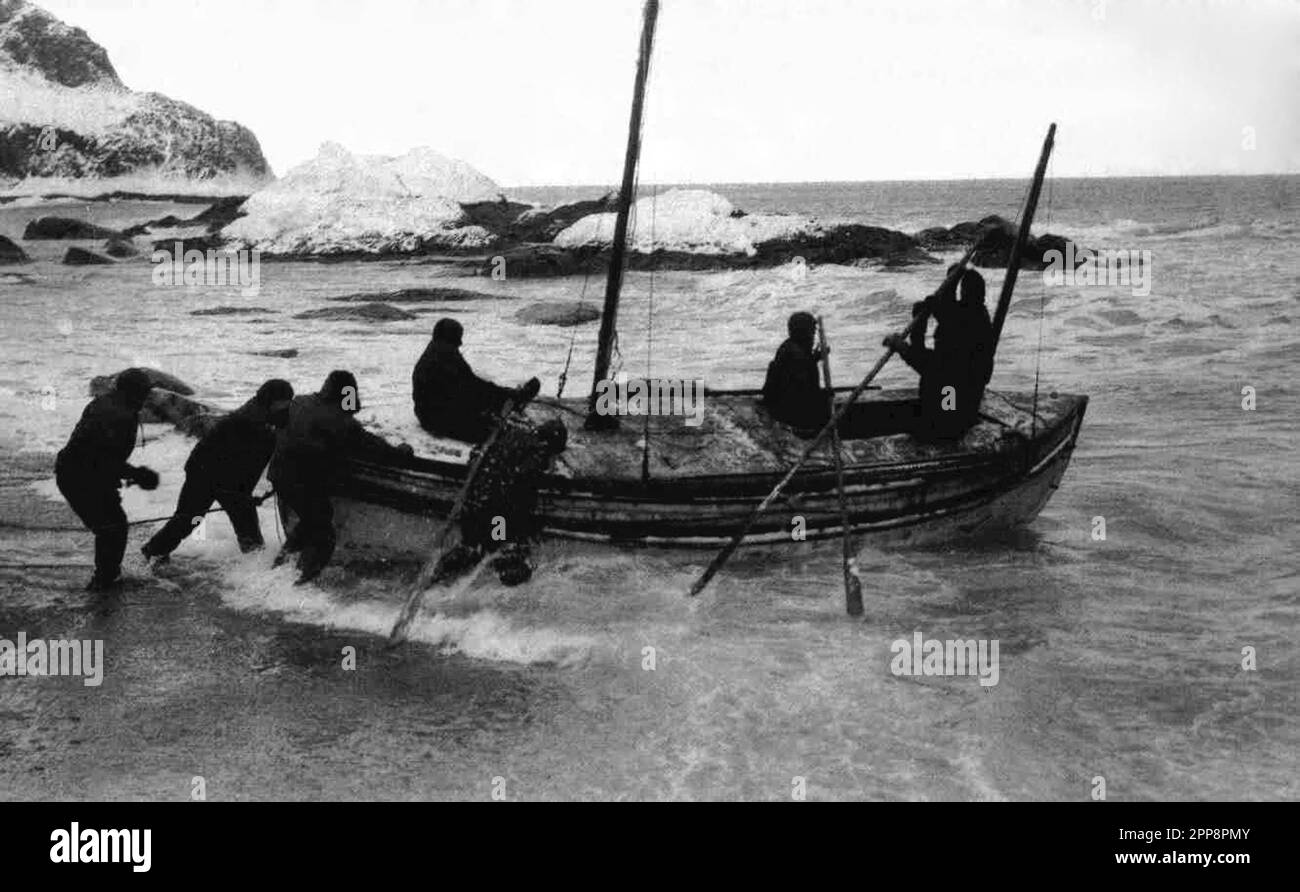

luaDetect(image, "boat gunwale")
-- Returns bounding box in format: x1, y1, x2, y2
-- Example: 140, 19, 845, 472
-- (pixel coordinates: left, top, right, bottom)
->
344, 393, 1087, 502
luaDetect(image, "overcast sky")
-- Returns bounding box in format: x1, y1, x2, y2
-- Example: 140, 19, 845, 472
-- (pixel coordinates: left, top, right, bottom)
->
36, 0, 1300, 185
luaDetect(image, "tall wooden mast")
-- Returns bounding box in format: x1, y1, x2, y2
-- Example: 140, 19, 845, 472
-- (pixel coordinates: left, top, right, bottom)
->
585, 0, 660, 431
990, 123, 1056, 355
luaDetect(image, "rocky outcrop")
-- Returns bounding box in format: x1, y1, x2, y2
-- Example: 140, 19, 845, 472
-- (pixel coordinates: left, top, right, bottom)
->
292, 303, 417, 322
89, 368, 212, 429
459, 193, 620, 244
126, 196, 250, 237
103, 237, 137, 258
150, 234, 224, 255
915, 215, 1085, 271
187, 196, 248, 231
23, 216, 122, 239
190, 306, 278, 316
483, 222, 938, 279
90, 368, 196, 397
0, 0, 120, 88
484, 244, 592, 278
752, 224, 936, 267
62, 246, 112, 265
0, 1, 271, 187
0, 233, 28, 263
326, 287, 499, 304
515, 302, 602, 327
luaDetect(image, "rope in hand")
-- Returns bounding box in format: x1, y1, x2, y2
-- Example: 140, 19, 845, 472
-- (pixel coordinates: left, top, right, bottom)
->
0, 489, 277, 533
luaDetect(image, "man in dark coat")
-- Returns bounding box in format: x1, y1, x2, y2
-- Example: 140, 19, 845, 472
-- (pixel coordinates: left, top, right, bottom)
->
428, 417, 568, 588
412, 318, 540, 442
761, 311, 829, 433
884, 269, 995, 440
142, 379, 294, 562
55, 368, 160, 591
270, 371, 413, 584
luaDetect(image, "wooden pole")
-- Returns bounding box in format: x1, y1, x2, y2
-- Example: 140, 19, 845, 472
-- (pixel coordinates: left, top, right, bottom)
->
990, 123, 1056, 354
388, 398, 519, 645
586, 0, 660, 431
817, 316, 864, 617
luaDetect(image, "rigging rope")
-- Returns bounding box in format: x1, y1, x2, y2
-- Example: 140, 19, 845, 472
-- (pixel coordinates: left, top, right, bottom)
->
1030, 157, 1056, 444
557, 204, 607, 398
641, 182, 658, 484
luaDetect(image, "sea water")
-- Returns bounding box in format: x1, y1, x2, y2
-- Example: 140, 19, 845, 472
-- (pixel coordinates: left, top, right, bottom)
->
0, 176, 1294, 800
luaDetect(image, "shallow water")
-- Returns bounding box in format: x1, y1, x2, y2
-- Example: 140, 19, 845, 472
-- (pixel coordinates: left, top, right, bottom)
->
0, 177, 1296, 800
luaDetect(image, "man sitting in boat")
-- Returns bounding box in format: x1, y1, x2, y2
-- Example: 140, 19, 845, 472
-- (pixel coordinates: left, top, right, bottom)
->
412, 318, 541, 443
883, 269, 995, 440
270, 371, 414, 585
427, 417, 569, 588
760, 311, 829, 435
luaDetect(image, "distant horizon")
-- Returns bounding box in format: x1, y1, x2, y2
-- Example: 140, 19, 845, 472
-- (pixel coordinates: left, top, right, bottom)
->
505, 171, 1300, 192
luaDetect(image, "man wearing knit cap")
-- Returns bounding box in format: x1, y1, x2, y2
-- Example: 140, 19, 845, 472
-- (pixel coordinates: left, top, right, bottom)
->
56, 367, 160, 591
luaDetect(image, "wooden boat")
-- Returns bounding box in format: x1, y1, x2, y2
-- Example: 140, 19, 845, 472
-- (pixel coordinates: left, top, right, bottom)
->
327, 387, 1085, 560
316, 0, 1087, 568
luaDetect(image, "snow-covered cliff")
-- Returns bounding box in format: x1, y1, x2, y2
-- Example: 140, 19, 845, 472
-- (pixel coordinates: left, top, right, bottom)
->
0, 0, 271, 193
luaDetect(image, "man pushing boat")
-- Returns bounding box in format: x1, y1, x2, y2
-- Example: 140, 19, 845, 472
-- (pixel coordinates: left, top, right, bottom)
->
422, 415, 569, 588
142, 379, 294, 565
271, 371, 415, 584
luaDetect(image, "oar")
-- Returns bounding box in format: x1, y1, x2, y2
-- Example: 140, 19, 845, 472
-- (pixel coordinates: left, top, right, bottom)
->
686, 244, 979, 598
388, 398, 520, 645
816, 316, 864, 617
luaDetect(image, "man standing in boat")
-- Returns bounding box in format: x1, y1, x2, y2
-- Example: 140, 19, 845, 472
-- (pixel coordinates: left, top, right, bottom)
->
142, 379, 294, 565
884, 268, 995, 440
270, 371, 414, 585
760, 311, 829, 434
412, 318, 541, 442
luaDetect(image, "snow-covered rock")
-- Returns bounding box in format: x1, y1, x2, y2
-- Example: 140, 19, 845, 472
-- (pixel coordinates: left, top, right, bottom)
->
223, 143, 501, 257
0, 0, 270, 192
554, 188, 817, 256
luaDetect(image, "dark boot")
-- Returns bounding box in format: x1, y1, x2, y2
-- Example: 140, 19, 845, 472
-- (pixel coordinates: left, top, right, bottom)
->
490, 543, 534, 587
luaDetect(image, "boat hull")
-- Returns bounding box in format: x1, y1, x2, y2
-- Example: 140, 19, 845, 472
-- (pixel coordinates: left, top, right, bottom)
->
295, 389, 1087, 562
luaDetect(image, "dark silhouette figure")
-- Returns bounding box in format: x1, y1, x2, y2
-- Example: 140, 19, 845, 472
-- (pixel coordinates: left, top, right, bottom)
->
142, 379, 294, 562
55, 368, 160, 591
270, 371, 413, 584
412, 318, 539, 442
885, 269, 995, 440
428, 417, 568, 588
761, 311, 829, 433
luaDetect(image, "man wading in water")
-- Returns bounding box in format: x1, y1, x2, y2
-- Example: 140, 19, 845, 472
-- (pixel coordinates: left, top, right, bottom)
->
55, 368, 160, 591
142, 379, 294, 564
430, 417, 568, 587
270, 371, 414, 584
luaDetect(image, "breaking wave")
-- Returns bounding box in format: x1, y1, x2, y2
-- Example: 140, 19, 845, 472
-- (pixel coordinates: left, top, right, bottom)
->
218, 552, 594, 668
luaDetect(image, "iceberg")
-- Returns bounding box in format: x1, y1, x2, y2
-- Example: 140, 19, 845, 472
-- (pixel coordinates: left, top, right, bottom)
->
553, 188, 817, 256
222, 143, 503, 256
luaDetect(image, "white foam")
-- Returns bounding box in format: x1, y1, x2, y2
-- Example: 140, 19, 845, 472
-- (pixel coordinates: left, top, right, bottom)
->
218, 553, 593, 668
